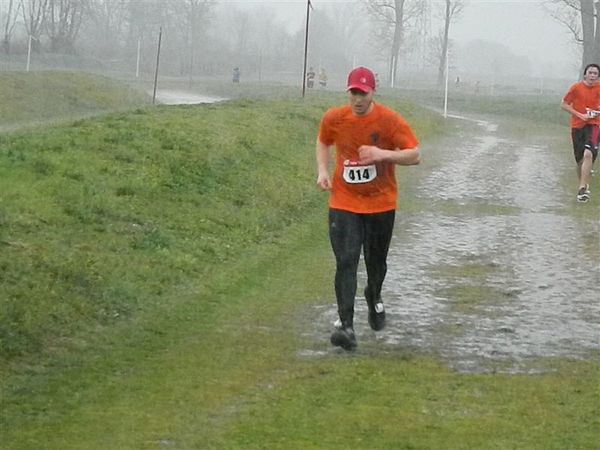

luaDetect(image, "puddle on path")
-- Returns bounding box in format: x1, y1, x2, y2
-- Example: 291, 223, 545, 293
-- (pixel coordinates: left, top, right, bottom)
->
152, 90, 226, 105
301, 117, 599, 373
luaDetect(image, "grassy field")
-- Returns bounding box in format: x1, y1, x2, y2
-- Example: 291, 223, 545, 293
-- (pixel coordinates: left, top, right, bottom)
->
0, 71, 151, 130
1, 72, 598, 449
379, 85, 568, 127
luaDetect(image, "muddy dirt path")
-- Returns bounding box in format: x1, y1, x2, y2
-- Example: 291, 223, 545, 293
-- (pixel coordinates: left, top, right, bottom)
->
304, 114, 599, 374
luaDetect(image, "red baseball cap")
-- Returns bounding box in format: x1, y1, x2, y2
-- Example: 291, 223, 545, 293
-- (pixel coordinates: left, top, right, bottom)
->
347, 67, 376, 93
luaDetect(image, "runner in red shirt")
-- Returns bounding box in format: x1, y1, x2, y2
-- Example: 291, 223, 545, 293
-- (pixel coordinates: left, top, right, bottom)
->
561, 63, 600, 202
316, 67, 420, 350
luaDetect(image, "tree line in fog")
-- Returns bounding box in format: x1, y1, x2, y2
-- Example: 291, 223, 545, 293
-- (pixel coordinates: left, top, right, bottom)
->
0, 1, 594, 84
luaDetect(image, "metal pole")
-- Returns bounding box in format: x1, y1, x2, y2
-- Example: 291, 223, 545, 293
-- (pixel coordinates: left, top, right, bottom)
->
152, 27, 162, 105
188, 24, 194, 88
443, 46, 449, 118
302, 0, 312, 98
136, 37, 141, 79
26, 35, 32, 72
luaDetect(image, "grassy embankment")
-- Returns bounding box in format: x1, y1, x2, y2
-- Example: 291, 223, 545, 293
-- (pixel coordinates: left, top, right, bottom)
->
1, 73, 598, 449
0, 71, 151, 130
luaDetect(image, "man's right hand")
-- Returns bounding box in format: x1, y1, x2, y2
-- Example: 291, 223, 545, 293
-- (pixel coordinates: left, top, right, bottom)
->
317, 172, 331, 191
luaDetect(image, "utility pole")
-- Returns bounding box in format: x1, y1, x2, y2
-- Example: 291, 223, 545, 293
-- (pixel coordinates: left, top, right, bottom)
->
302, 0, 313, 98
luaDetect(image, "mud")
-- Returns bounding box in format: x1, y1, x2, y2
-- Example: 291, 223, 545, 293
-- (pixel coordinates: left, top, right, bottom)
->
303, 115, 599, 374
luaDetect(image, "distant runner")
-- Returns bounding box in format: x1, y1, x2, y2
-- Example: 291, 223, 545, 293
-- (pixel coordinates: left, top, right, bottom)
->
232, 67, 240, 84
318, 68, 328, 88
315, 67, 421, 350
560, 63, 600, 202
307, 67, 315, 88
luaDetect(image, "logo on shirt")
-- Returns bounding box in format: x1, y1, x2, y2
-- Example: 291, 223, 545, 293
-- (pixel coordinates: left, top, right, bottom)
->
370, 132, 380, 144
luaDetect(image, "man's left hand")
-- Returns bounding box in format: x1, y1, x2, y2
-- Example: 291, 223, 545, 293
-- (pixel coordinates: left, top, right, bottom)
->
358, 145, 382, 164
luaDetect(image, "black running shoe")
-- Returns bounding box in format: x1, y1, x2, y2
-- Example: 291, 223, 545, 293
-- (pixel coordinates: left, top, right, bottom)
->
330, 327, 357, 350
365, 287, 386, 331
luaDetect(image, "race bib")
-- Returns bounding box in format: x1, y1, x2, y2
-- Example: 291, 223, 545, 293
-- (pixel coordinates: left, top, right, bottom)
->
342, 160, 377, 184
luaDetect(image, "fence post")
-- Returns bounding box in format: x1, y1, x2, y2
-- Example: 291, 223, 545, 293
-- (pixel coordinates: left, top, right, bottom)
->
152, 27, 162, 105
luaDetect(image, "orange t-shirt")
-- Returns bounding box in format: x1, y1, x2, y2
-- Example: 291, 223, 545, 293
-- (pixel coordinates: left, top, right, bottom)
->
563, 81, 600, 129
318, 102, 419, 214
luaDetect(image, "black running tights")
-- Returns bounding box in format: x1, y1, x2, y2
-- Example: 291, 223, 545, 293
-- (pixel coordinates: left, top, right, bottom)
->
328, 208, 396, 328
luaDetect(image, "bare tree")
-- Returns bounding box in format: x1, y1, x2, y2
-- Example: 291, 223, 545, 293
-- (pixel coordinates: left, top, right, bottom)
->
22, 0, 48, 52
226, 7, 251, 58
436, 0, 464, 86
242, 6, 289, 75
169, 0, 212, 78
412, 0, 431, 72
125, 0, 168, 51
546, 0, 600, 71
2, 0, 23, 54
319, 3, 369, 71
45, 0, 87, 53
363, 0, 426, 87
85, 0, 128, 57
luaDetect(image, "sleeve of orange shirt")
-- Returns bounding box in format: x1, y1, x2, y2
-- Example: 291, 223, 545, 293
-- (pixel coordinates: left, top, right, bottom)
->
389, 114, 419, 150
318, 108, 337, 146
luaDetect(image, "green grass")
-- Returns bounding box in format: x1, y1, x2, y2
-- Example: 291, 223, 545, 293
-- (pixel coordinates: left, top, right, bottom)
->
432, 258, 511, 316
0, 97, 333, 358
386, 87, 567, 127
0, 90, 441, 358
0, 71, 151, 129
217, 359, 599, 450
1, 75, 599, 449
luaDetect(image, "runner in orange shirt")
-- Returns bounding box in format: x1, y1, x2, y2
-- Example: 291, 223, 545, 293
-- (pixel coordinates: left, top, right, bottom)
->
316, 67, 420, 350
560, 63, 600, 202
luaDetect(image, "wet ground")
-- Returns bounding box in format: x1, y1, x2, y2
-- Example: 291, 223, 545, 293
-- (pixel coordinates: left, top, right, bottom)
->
302, 114, 599, 373
152, 90, 226, 105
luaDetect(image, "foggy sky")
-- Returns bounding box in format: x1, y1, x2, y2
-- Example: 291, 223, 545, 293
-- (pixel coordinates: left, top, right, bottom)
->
229, 0, 578, 79
453, 1, 577, 78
